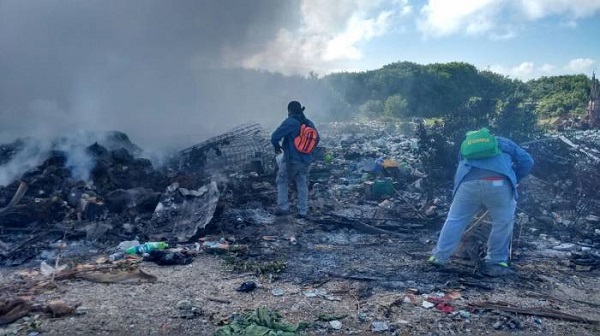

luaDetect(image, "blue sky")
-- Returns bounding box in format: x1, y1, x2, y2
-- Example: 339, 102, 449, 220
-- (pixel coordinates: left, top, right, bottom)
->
244, 0, 600, 80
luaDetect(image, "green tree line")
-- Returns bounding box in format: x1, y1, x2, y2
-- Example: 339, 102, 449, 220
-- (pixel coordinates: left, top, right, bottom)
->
319, 61, 596, 127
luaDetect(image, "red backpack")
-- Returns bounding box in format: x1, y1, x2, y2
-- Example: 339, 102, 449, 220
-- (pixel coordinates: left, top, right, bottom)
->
294, 124, 319, 154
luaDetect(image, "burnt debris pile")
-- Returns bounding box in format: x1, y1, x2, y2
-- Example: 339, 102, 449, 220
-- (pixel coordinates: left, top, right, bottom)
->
0, 124, 277, 266
520, 131, 600, 241
0, 122, 599, 272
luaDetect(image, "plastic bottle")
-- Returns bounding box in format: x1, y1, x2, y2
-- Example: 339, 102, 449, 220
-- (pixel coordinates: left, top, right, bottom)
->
124, 242, 169, 255
108, 252, 126, 262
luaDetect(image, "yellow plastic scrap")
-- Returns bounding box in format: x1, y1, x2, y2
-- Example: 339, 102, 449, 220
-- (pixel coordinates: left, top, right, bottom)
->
382, 159, 399, 168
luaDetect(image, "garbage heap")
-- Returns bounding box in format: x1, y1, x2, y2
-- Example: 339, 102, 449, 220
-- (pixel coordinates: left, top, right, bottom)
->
0, 124, 275, 266
0, 121, 598, 274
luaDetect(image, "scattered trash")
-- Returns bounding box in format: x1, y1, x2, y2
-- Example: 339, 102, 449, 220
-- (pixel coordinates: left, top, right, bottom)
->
144, 249, 196, 265
116, 240, 140, 251
421, 301, 435, 309
40, 261, 67, 277
202, 238, 230, 254
108, 252, 126, 262
173, 300, 202, 319
124, 241, 169, 255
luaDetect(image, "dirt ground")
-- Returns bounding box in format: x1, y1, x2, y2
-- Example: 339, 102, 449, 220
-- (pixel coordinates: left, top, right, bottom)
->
1, 216, 599, 336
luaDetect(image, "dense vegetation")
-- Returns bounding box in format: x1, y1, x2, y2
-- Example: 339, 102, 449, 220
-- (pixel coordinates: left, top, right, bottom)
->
318, 62, 596, 137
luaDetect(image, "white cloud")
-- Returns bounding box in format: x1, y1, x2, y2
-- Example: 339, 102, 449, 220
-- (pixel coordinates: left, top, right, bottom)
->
564, 58, 596, 73
518, 0, 600, 20
417, 0, 600, 39
417, 0, 503, 38
539, 63, 557, 74
490, 62, 537, 80
241, 0, 412, 75
512, 62, 535, 79
324, 10, 394, 61
489, 58, 596, 80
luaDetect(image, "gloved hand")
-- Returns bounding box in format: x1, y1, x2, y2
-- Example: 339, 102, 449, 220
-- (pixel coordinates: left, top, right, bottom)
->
274, 146, 282, 154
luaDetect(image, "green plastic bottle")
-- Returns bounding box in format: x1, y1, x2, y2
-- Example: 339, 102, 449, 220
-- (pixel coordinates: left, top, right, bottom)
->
124, 242, 169, 255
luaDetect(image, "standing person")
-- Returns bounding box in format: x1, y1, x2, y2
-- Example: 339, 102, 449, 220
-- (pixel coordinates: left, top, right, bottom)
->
428, 128, 534, 276
271, 100, 319, 218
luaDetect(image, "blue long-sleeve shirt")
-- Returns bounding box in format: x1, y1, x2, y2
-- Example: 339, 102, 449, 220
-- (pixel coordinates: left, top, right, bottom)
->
453, 136, 534, 199
271, 115, 317, 164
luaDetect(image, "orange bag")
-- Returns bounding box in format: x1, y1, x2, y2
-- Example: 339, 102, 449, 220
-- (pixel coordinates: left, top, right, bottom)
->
294, 124, 318, 154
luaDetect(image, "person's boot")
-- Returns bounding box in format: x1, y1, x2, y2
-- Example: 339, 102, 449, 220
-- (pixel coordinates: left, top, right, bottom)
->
427, 256, 446, 268
274, 209, 290, 216
482, 262, 516, 277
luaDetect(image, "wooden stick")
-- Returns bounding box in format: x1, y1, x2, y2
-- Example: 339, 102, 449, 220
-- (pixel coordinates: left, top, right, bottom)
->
204, 296, 231, 304
0, 181, 28, 217
463, 210, 489, 236
471, 301, 600, 325
393, 189, 426, 219
319, 217, 405, 237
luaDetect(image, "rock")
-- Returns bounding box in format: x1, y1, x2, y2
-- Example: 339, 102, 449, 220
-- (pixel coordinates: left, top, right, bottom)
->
329, 320, 342, 330
46, 300, 76, 317
236, 281, 257, 292
458, 310, 471, 319
176, 300, 193, 311
371, 321, 389, 332
74, 306, 89, 316
270, 288, 285, 296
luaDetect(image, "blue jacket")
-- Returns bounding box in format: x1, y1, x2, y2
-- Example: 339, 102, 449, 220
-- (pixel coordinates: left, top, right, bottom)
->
453, 136, 534, 199
271, 114, 317, 164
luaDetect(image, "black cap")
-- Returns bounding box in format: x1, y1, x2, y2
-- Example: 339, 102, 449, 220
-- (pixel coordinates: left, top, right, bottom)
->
287, 100, 305, 114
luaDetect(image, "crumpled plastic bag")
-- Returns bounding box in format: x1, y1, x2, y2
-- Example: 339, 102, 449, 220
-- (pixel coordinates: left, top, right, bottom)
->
40, 261, 67, 277
144, 250, 195, 266
275, 153, 284, 168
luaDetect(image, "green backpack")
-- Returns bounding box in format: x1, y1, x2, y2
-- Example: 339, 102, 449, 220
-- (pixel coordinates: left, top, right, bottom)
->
460, 128, 501, 159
